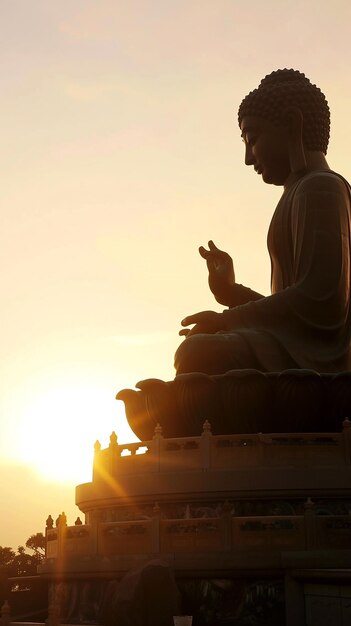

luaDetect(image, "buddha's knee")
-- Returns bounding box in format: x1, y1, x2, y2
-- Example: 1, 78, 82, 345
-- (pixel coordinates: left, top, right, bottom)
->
174, 334, 226, 375
174, 334, 207, 374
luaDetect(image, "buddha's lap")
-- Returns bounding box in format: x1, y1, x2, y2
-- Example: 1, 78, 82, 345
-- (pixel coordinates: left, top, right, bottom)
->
175, 330, 286, 374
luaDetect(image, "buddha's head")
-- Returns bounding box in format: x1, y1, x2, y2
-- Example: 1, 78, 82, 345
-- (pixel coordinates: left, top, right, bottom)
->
238, 69, 330, 185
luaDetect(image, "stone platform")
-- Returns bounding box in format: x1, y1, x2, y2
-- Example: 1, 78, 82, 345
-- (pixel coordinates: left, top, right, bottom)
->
40, 417, 351, 625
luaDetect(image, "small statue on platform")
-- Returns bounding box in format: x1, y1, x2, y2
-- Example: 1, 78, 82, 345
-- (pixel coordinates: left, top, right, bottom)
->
46, 514, 54, 529
118, 69, 351, 439
176, 69, 351, 375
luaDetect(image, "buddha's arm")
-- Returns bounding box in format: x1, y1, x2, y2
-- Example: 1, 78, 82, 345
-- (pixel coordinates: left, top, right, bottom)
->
219, 283, 265, 307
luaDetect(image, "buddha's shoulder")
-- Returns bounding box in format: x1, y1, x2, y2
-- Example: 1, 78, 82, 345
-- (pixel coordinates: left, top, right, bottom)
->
294, 170, 350, 197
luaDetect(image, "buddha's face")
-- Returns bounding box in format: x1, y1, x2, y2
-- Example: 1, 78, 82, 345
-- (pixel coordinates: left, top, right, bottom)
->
240, 116, 291, 186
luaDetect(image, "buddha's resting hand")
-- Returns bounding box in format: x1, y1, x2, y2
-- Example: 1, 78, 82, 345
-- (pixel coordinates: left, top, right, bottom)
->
199, 240, 235, 305
179, 310, 223, 337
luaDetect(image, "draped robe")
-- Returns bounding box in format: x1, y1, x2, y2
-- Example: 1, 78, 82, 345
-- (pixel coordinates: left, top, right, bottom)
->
175, 171, 351, 374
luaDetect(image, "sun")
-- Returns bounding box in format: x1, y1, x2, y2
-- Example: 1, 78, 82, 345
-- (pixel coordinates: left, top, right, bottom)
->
16, 380, 138, 484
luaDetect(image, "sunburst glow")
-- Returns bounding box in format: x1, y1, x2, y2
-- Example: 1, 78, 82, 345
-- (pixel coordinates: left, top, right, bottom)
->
16, 380, 137, 484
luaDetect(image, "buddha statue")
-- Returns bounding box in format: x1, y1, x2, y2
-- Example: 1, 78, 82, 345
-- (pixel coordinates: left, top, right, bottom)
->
117, 69, 351, 440
176, 68, 351, 375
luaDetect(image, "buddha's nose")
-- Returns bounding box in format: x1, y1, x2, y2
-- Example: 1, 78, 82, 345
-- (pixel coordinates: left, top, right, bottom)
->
245, 145, 255, 166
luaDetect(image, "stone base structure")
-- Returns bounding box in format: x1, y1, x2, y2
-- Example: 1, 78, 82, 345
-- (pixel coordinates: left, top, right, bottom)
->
39, 405, 351, 625
116, 369, 351, 440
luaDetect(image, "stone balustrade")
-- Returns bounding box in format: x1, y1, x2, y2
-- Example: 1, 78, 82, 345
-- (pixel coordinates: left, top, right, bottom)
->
92, 420, 351, 481
43, 504, 351, 562
40, 421, 351, 581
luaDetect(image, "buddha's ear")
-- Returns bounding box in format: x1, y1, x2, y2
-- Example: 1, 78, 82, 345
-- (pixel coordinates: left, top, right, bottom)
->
282, 106, 307, 175
283, 106, 303, 136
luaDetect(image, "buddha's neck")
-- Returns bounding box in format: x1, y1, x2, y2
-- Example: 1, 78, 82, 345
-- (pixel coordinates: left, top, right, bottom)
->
305, 151, 330, 172
284, 152, 330, 190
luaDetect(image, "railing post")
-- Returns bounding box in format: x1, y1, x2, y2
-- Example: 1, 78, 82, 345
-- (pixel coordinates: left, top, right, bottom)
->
342, 417, 351, 465
152, 502, 161, 553
152, 424, 163, 472
93, 439, 102, 481
304, 497, 317, 549
109, 431, 118, 475
221, 500, 233, 551
1, 601, 11, 626
201, 420, 212, 470
45, 515, 54, 557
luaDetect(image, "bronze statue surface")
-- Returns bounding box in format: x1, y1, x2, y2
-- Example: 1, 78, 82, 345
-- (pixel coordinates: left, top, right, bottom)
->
176, 69, 351, 375
176, 169, 351, 375
118, 69, 351, 439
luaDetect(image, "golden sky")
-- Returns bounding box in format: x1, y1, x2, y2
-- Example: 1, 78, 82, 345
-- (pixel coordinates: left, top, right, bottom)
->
1, 0, 351, 548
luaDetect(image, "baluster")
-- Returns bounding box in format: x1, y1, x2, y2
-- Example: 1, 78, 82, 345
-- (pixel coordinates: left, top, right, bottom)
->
201, 420, 212, 469
1, 601, 11, 626
342, 417, 351, 465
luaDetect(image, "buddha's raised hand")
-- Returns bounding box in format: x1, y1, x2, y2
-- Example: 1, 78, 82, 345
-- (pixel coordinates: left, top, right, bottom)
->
199, 240, 235, 305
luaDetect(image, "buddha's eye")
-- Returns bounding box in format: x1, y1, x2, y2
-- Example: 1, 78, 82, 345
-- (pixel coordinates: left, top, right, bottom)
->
247, 136, 256, 146
242, 134, 256, 146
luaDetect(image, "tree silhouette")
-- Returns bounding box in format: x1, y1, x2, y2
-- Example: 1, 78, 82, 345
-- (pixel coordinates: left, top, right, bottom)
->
25, 533, 45, 560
